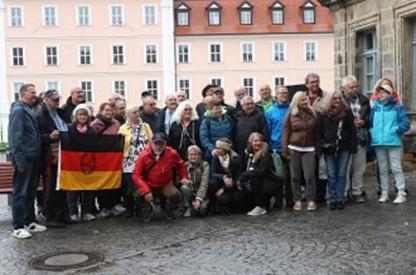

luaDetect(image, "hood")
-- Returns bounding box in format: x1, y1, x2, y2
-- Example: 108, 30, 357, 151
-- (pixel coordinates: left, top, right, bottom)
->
375, 96, 398, 108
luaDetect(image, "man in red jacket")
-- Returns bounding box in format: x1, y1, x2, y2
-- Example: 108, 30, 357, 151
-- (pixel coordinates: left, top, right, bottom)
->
132, 132, 190, 221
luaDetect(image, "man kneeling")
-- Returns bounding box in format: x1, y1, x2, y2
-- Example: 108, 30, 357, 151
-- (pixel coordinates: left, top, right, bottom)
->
132, 132, 190, 221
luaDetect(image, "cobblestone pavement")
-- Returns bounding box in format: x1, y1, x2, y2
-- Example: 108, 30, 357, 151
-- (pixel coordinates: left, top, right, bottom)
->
0, 174, 416, 275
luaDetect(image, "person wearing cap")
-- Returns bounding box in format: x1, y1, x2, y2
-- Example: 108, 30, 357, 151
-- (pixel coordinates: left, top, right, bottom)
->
132, 132, 190, 221
196, 84, 217, 120
370, 81, 410, 204
60, 86, 86, 123
119, 106, 153, 217
37, 89, 69, 228
370, 78, 402, 108
212, 86, 236, 120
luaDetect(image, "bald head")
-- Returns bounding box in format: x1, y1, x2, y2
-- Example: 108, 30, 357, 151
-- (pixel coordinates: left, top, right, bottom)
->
143, 96, 157, 114
70, 86, 85, 105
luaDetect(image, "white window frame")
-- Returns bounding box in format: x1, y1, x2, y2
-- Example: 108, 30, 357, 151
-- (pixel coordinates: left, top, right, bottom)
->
44, 45, 60, 66
78, 45, 93, 65
145, 79, 159, 100
303, 2, 315, 24
241, 42, 255, 63
273, 41, 286, 62
208, 42, 223, 63
239, 7, 252, 25
111, 45, 126, 65
304, 41, 318, 61
11, 81, 26, 101
241, 77, 256, 97
10, 46, 25, 67
273, 76, 287, 88
144, 44, 158, 64
143, 5, 157, 25
362, 31, 377, 95
79, 80, 95, 103
109, 5, 124, 26
45, 80, 61, 92
271, 4, 284, 25
76, 5, 91, 26
177, 43, 191, 64
113, 80, 127, 97
9, 6, 24, 27
176, 5, 189, 26
42, 5, 58, 27
177, 78, 192, 100
207, 3, 221, 26
210, 77, 224, 88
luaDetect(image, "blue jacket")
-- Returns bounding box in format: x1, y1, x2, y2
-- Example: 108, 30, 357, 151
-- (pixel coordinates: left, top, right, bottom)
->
370, 98, 410, 147
8, 101, 42, 169
199, 114, 234, 154
266, 101, 290, 152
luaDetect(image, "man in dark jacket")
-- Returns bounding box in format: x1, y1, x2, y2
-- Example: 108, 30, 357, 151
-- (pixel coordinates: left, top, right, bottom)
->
37, 90, 70, 227
8, 83, 46, 239
234, 96, 268, 155
113, 99, 126, 125
140, 96, 164, 133
60, 86, 86, 123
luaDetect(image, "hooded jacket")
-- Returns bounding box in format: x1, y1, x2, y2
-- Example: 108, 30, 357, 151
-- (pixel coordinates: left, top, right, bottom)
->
266, 101, 290, 152
60, 96, 86, 123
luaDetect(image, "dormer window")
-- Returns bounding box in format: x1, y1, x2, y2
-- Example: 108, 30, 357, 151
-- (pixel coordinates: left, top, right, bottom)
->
238, 2, 253, 25
302, 1, 316, 24
270, 1, 284, 25
207, 2, 221, 26
176, 3, 190, 26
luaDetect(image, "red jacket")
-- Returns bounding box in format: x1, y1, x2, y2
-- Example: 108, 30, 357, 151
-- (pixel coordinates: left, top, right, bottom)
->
132, 144, 187, 194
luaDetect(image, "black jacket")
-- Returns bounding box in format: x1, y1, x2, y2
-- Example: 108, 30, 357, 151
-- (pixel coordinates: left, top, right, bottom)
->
140, 111, 164, 134
168, 120, 201, 160
342, 92, 371, 145
60, 96, 85, 123
210, 154, 242, 190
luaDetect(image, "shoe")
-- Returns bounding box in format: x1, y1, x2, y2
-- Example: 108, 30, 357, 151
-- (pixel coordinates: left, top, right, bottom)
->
337, 201, 345, 210
247, 206, 267, 216
142, 203, 153, 222
112, 204, 126, 216
353, 194, 366, 204
164, 207, 175, 221
183, 208, 192, 218
329, 202, 337, 210
69, 214, 80, 223
393, 195, 407, 204
378, 193, 389, 203
293, 201, 302, 211
97, 209, 111, 219
83, 213, 96, 221
46, 221, 66, 228
306, 201, 317, 211
12, 228, 32, 239
25, 222, 47, 233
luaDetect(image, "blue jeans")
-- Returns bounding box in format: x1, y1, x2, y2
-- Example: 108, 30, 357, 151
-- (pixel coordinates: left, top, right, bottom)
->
325, 151, 350, 202
12, 160, 39, 229
375, 146, 406, 196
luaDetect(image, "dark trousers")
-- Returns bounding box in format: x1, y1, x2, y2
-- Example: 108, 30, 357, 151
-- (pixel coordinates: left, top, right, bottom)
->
208, 179, 254, 213
12, 160, 39, 230
122, 173, 135, 212
67, 191, 95, 216
249, 178, 270, 208
43, 164, 68, 222
97, 189, 120, 210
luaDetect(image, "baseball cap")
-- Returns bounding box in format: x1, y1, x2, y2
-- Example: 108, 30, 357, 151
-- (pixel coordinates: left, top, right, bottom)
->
44, 90, 61, 100
380, 84, 393, 94
152, 132, 168, 143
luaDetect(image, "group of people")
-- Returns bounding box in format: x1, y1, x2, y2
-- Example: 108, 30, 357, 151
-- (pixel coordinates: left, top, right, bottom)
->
8, 72, 410, 239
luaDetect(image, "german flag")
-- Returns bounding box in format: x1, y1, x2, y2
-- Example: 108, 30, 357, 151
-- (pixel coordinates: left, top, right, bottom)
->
58, 132, 124, 190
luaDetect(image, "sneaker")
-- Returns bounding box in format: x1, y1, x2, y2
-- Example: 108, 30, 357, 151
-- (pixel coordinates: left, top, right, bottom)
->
378, 193, 389, 203
69, 214, 80, 223
25, 222, 47, 233
353, 194, 366, 204
142, 203, 154, 223
164, 207, 175, 221
393, 195, 407, 204
183, 208, 192, 218
83, 213, 96, 221
97, 209, 111, 219
112, 204, 126, 215
306, 201, 317, 211
12, 228, 32, 239
293, 201, 302, 211
247, 206, 267, 216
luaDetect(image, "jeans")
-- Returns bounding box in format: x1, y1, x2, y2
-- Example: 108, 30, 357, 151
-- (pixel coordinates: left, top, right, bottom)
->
289, 150, 316, 202
345, 144, 367, 196
325, 151, 350, 202
375, 146, 406, 196
12, 160, 39, 229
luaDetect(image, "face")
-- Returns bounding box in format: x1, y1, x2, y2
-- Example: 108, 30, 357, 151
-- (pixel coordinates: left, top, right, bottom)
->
276, 87, 289, 103
144, 99, 157, 114
242, 99, 255, 115
45, 97, 60, 110
129, 111, 139, 123
259, 85, 272, 101
306, 76, 320, 93
212, 105, 222, 118
332, 95, 342, 107
213, 92, 224, 102
76, 110, 89, 125
235, 89, 246, 101
216, 148, 226, 157
115, 104, 126, 117
378, 89, 390, 102
251, 136, 263, 152
206, 87, 215, 97
101, 105, 114, 119
344, 81, 358, 96
182, 105, 193, 120
176, 91, 186, 102
71, 88, 85, 104
21, 86, 37, 106
188, 150, 201, 164
152, 141, 166, 155
298, 96, 309, 110
166, 96, 178, 110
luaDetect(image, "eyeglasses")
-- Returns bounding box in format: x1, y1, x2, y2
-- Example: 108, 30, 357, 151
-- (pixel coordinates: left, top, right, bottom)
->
183, 108, 192, 111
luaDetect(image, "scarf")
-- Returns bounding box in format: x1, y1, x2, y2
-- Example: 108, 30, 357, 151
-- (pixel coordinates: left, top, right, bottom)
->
326, 105, 347, 121
96, 113, 113, 128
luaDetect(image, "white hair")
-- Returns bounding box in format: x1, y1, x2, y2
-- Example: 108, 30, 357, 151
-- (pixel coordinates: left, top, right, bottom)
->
164, 93, 177, 104
171, 100, 199, 124
341, 75, 357, 88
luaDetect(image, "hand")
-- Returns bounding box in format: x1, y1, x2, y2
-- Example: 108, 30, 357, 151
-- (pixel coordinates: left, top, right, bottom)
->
192, 200, 201, 210
354, 119, 364, 128
50, 130, 60, 140
211, 149, 218, 157
224, 177, 233, 189
144, 192, 153, 203
237, 181, 243, 191
215, 188, 224, 198
181, 179, 192, 187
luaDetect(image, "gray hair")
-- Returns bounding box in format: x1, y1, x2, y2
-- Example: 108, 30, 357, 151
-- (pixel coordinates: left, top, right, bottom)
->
171, 100, 199, 124
187, 145, 202, 156
164, 93, 177, 104
241, 95, 254, 105
341, 75, 357, 88
304, 73, 320, 85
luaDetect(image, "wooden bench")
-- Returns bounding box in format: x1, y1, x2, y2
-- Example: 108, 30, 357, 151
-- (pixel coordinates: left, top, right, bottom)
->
0, 162, 43, 194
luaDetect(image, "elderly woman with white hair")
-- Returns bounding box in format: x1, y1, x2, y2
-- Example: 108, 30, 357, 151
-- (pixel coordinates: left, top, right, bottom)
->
119, 106, 153, 216
168, 100, 201, 160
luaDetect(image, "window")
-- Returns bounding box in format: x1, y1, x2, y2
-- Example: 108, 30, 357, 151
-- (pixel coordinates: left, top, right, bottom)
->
112, 45, 124, 64
211, 78, 222, 87
270, 2, 284, 24
362, 31, 377, 94
9, 6, 24, 27
239, 2, 253, 25
11, 47, 24, 66
43, 6, 57, 26
177, 44, 190, 64
113, 80, 126, 96
209, 43, 222, 63
79, 46, 92, 65
45, 46, 58, 66
243, 78, 254, 97
146, 80, 158, 100
242, 43, 254, 63
176, 4, 190, 26
273, 42, 286, 61
207, 3, 221, 26
145, 45, 157, 64
81, 81, 93, 102
302, 2, 315, 24
110, 5, 124, 26
274, 77, 285, 88
12, 82, 25, 101
144, 5, 156, 25
46, 81, 60, 91
305, 42, 317, 61
178, 79, 191, 99
77, 5, 91, 26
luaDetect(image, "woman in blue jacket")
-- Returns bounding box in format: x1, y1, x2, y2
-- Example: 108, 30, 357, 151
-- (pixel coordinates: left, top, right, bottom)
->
370, 83, 410, 204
